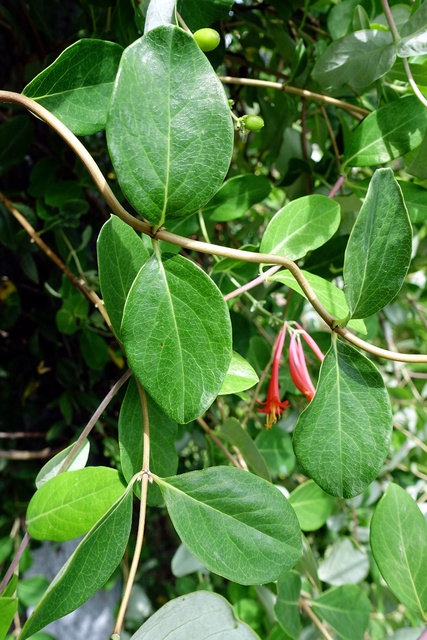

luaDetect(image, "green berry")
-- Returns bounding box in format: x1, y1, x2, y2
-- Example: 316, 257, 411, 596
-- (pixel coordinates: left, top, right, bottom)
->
243, 115, 265, 132
193, 28, 221, 52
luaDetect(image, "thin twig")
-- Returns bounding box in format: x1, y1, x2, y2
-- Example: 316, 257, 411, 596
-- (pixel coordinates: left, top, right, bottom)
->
393, 421, 427, 455
321, 104, 341, 170
224, 265, 281, 301
196, 417, 243, 469
0, 532, 29, 597
58, 369, 132, 473
1, 91, 426, 363
407, 295, 427, 333
0, 191, 112, 331
113, 383, 150, 635
299, 598, 335, 640
0, 448, 56, 460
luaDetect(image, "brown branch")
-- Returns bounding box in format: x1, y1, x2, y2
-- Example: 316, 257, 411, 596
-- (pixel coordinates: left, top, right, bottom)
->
196, 417, 243, 469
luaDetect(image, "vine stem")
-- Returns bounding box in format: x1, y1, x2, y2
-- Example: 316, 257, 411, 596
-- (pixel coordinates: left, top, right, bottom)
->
196, 417, 243, 469
58, 368, 132, 473
0, 531, 29, 597
0, 190, 112, 331
113, 382, 150, 636
2, 91, 427, 363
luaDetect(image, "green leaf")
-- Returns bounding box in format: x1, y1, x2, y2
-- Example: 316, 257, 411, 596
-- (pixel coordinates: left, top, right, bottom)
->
397, 1, 427, 57
255, 429, 295, 477
318, 538, 369, 586
119, 377, 177, 506
260, 195, 340, 261
98, 215, 149, 339
121, 252, 232, 423
350, 177, 427, 224
154, 467, 302, 585
130, 591, 260, 639
312, 30, 395, 89
22, 40, 123, 136
288, 480, 336, 532
0, 598, 17, 640
274, 571, 301, 640
270, 270, 366, 334
20, 490, 133, 640
177, 0, 234, 30
293, 338, 392, 498
219, 418, 271, 482
219, 352, 259, 395
343, 169, 412, 319
202, 175, 272, 222
79, 329, 109, 370
370, 483, 427, 617
0, 115, 34, 175
171, 543, 206, 577
144, 0, 176, 33
107, 25, 233, 226
344, 96, 427, 167
26, 467, 127, 541
311, 585, 371, 640
35, 439, 90, 488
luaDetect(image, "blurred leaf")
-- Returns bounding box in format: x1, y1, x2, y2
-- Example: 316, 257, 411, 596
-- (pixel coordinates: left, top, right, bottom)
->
220, 418, 271, 482
274, 571, 301, 639
203, 175, 272, 222
0, 115, 34, 175
35, 439, 90, 488
171, 543, 206, 578
255, 429, 295, 477
311, 585, 371, 640
318, 538, 369, 585
288, 480, 336, 531
398, 1, 427, 57
177, 0, 234, 30
0, 598, 17, 640
17, 576, 50, 607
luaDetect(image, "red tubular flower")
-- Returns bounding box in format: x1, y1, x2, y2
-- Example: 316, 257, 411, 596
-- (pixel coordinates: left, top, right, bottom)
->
256, 327, 290, 428
289, 328, 324, 402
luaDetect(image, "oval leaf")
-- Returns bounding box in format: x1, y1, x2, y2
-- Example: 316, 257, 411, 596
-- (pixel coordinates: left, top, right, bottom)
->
318, 538, 369, 586
121, 252, 232, 423
312, 30, 395, 89
293, 338, 392, 498
219, 351, 259, 395
344, 169, 412, 319
23, 40, 123, 136
370, 483, 427, 617
288, 480, 336, 532
20, 490, 133, 640
154, 467, 302, 585
311, 585, 371, 640
26, 467, 126, 541
260, 195, 340, 261
98, 215, 149, 339
202, 175, 272, 222
344, 96, 427, 167
130, 591, 260, 639
0, 598, 18, 640
274, 571, 302, 640
107, 25, 233, 226
144, 0, 176, 33
119, 376, 177, 506
398, 2, 427, 57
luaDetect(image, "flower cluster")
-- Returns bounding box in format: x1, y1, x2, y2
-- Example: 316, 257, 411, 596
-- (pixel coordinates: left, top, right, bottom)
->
256, 323, 324, 428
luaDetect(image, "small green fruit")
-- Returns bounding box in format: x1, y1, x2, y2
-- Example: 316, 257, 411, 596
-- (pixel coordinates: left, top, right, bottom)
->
193, 28, 221, 52
243, 115, 265, 132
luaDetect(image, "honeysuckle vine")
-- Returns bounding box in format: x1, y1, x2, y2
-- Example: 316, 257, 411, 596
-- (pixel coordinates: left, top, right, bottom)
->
0, 89, 425, 364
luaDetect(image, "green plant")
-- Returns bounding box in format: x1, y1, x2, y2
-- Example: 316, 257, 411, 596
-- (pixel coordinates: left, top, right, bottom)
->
1, 1, 427, 639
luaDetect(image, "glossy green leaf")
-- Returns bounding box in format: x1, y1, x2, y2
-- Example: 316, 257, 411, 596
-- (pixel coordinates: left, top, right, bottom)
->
121, 252, 232, 423
370, 483, 427, 617
130, 591, 260, 639
219, 418, 271, 482
350, 177, 427, 224
177, 0, 234, 30
107, 25, 233, 226
202, 175, 272, 222
344, 169, 412, 319
260, 195, 340, 261
288, 480, 336, 531
219, 352, 259, 395
119, 377, 177, 506
26, 467, 126, 541
98, 215, 149, 339
22, 40, 123, 136
293, 338, 392, 498
318, 538, 369, 585
35, 439, 90, 488
20, 490, 133, 640
344, 96, 427, 167
312, 30, 395, 89
1, 575, 18, 599
274, 571, 301, 640
154, 467, 302, 585
255, 429, 295, 477
397, 2, 427, 57
0, 116, 34, 175
0, 598, 17, 640
144, 0, 176, 33
311, 585, 371, 640
270, 270, 366, 334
